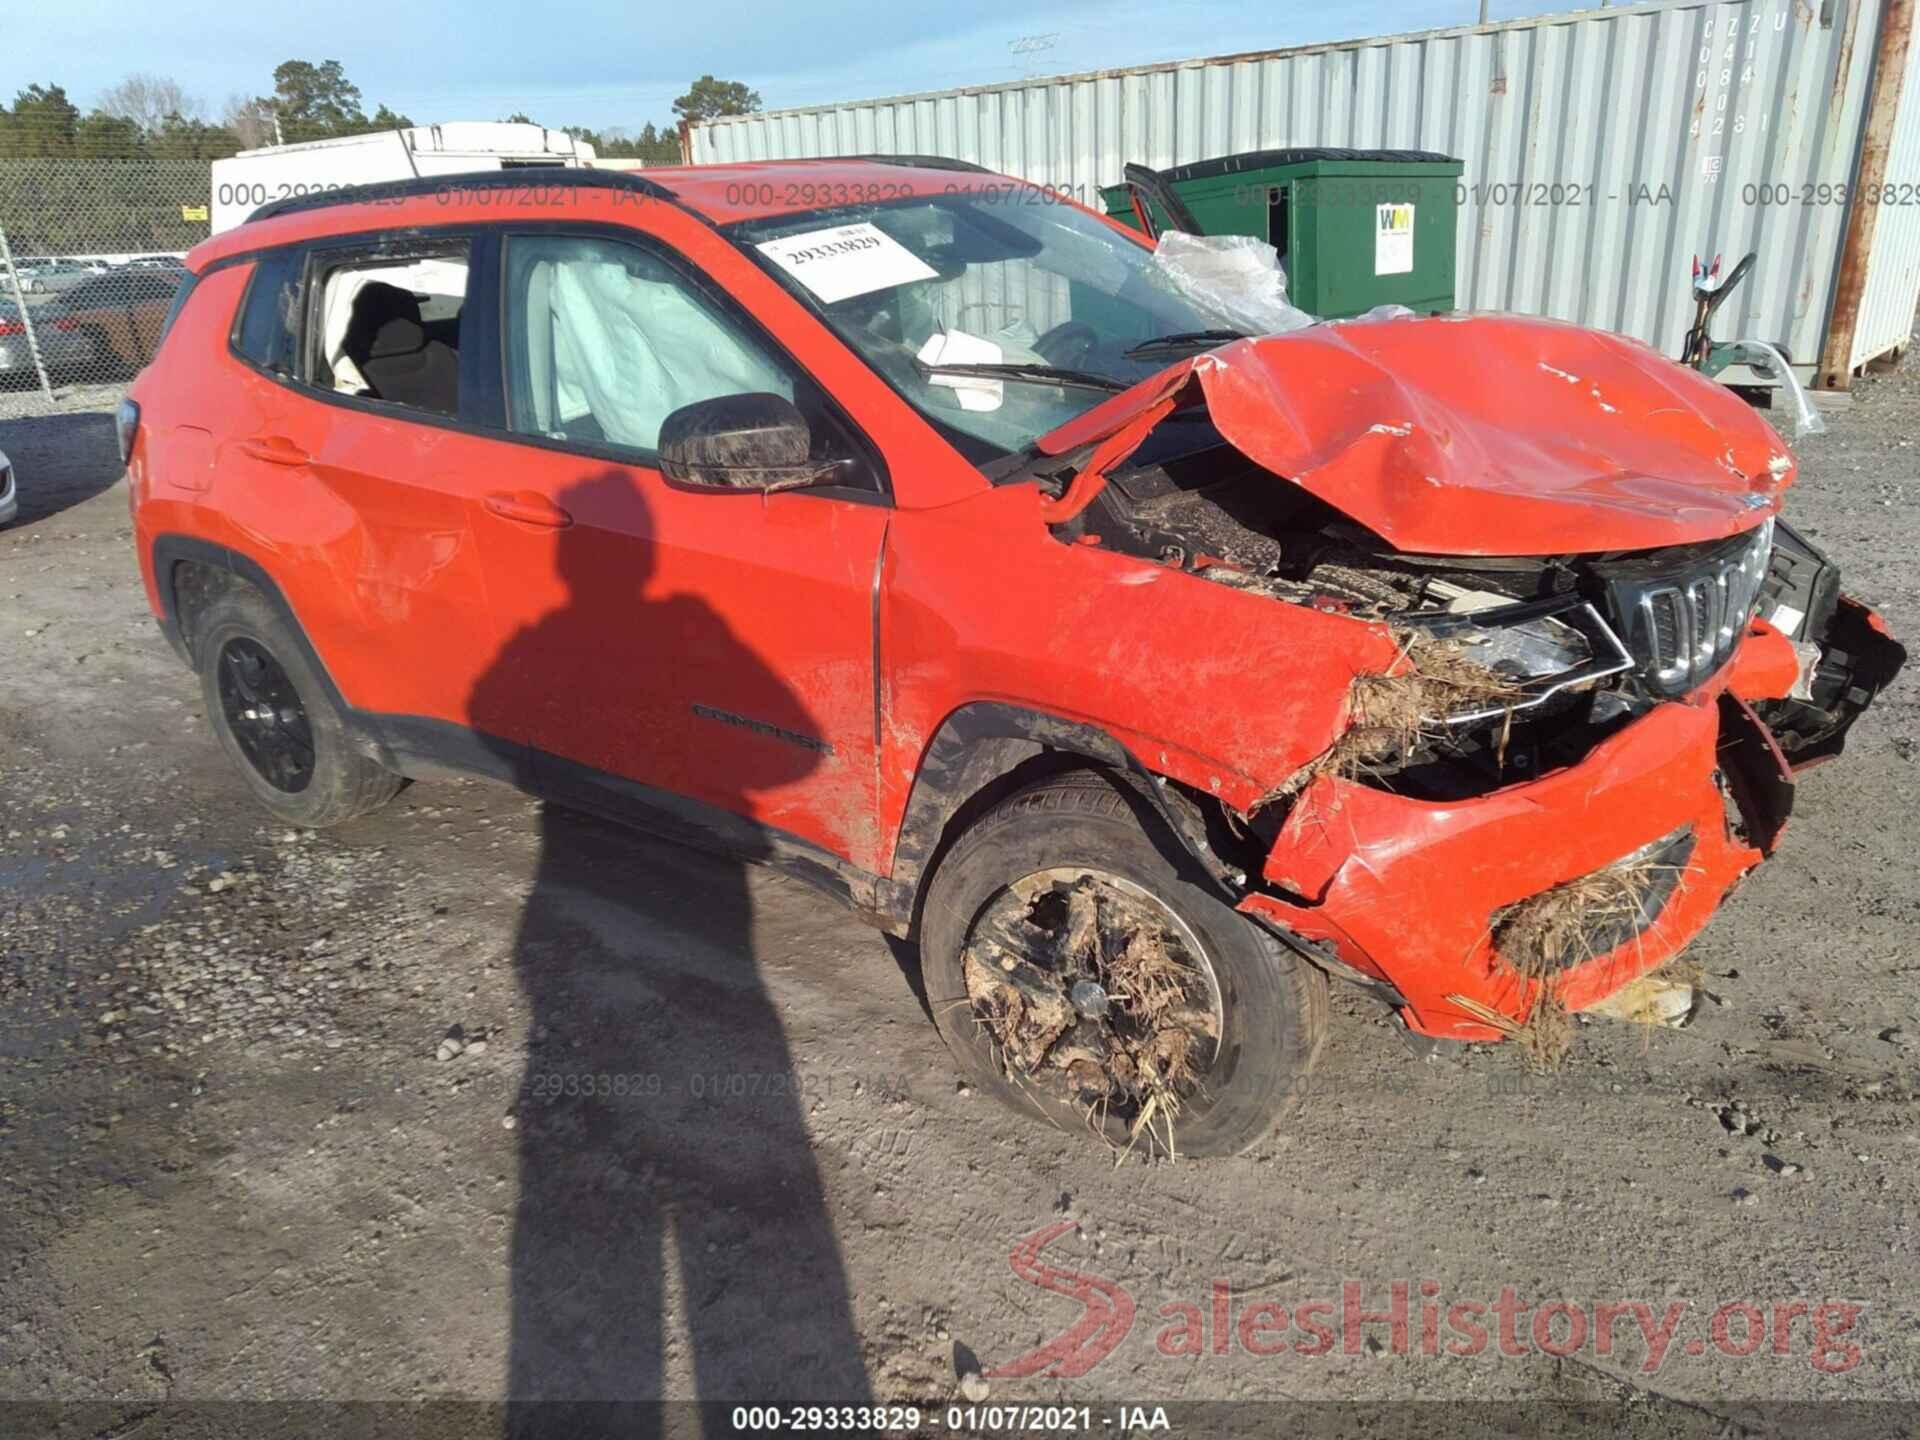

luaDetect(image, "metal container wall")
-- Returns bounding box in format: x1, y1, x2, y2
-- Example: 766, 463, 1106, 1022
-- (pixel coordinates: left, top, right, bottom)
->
1849, 20, 1920, 370
692, 0, 1914, 381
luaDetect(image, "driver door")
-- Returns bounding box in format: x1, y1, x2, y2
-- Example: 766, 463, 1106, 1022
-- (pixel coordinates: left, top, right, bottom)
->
466, 228, 891, 872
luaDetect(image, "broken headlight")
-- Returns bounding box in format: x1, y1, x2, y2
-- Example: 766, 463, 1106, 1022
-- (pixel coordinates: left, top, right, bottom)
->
1400, 588, 1635, 726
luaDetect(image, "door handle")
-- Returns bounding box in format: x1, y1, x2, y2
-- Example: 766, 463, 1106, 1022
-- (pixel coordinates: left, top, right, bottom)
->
238, 435, 309, 466
484, 490, 574, 529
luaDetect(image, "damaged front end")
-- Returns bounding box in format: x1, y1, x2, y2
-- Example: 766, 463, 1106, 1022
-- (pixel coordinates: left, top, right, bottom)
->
1746, 521, 1908, 768
1025, 321, 1906, 1048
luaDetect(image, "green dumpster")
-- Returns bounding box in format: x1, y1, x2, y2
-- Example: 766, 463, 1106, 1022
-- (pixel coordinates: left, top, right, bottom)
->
1101, 148, 1463, 318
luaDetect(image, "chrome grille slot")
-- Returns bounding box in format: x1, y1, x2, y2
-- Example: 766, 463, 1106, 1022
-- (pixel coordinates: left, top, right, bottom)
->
1607, 519, 1772, 696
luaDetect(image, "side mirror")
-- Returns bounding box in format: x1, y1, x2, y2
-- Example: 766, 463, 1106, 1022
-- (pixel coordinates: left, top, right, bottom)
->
658, 392, 843, 494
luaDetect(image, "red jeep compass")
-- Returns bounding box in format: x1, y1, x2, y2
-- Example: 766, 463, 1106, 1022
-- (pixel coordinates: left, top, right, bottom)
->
125, 160, 1902, 1155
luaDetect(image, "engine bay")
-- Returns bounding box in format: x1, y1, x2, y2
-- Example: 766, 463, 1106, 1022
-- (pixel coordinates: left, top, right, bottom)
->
1044, 435, 1878, 801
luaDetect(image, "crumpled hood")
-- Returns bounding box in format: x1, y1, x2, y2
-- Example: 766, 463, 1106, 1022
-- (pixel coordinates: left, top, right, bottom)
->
1035, 314, 1796, 556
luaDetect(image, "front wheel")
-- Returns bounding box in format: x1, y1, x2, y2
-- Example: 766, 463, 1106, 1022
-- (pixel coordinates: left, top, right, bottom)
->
920, 770, 1326, 1157
191, 585, 402, 827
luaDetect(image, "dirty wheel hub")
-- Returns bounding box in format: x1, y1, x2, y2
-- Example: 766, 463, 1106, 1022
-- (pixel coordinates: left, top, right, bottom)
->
217, 638, 315, 794
961, 867, 1223, 1146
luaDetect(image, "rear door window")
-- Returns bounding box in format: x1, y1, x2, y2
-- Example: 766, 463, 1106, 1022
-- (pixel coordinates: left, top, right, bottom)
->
232, 250, 303, 377
305, 242, 471, 419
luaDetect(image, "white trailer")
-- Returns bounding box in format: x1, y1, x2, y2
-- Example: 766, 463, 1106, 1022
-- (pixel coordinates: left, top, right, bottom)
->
210, 123, 599, 233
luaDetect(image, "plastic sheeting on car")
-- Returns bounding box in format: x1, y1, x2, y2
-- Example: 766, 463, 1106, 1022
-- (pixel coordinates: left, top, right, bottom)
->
1740, 339, 1826, 441
1149, 231, 1315, 337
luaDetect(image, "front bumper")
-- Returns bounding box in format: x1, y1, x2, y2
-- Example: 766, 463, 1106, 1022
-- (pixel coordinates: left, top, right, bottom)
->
1240, 602, 1905, 1041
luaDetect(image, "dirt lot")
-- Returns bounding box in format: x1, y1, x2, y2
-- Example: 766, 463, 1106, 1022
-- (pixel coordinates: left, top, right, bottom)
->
2, 367, 1919, 1431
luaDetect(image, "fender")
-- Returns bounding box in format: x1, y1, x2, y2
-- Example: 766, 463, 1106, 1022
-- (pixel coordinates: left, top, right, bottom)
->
152, 534, 317, 667
147, 532, 398, 770
881, 700, 1248, 926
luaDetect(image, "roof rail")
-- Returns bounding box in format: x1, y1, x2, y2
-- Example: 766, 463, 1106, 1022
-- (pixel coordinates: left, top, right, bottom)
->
245, 168, 677, 225
816, 153, 992, 174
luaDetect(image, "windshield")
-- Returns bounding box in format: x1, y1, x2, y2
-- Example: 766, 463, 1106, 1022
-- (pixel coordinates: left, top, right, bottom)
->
728, 192, 1297, 457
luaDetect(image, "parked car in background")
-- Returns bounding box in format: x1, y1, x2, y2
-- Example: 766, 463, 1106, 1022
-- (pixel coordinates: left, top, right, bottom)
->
0, 299, 35, 385
0, 446, 16, 526
0, 298, 89, 386
124, 163, 1903, 1156
47, 269, 184, 376
15, 261, 97, 295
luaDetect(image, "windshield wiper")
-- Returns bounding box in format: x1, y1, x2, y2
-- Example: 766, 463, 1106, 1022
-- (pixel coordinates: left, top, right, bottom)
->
914, 360, 1128, 393
1122, 328, 1248, 359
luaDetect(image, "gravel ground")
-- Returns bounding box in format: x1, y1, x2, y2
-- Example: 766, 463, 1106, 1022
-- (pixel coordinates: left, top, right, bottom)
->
1, 364, 1918, 1430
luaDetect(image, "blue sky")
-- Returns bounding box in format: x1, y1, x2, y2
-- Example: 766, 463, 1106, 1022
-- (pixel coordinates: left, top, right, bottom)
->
9, 1, 1565, 133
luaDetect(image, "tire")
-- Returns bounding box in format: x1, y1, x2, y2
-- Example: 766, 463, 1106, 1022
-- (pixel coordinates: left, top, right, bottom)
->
191, 584, 402, 827
921, 769, 1326, 1157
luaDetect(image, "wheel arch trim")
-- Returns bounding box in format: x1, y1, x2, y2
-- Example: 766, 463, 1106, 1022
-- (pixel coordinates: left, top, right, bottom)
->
883, 700, 1245, 926
148, 533, 393, 767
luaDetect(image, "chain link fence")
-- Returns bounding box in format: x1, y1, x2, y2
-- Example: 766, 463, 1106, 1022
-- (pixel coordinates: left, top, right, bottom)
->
0, 159, 211, 418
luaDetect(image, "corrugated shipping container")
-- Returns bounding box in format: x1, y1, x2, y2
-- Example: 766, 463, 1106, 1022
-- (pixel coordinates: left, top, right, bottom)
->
690, 0, 1920, 386
1846, 16, 1920, 371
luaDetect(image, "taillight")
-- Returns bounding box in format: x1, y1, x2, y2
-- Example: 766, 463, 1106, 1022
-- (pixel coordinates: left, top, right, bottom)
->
116, 398, 140, 465
53, 317, 78, 331
0, 319, 20, 336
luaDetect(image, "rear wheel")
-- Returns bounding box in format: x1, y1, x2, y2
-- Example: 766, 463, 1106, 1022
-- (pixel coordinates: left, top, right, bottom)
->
191, 586, 401, 827
920, 770, 1326, 1157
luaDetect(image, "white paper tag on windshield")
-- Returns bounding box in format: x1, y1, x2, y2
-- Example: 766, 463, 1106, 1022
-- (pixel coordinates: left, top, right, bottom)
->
756, 222, 938, 304
917, 329, 1004, 412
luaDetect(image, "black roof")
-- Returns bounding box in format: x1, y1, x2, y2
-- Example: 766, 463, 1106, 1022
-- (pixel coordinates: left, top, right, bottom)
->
810, 153, 991, 173
1152, 147, 1463, 184
245, 168, 678, 225
241, 157, 1004, 227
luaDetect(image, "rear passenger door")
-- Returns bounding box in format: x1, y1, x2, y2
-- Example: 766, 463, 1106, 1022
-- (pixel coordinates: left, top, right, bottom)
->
466, 227, 891, 872
216, 233, 528, 783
